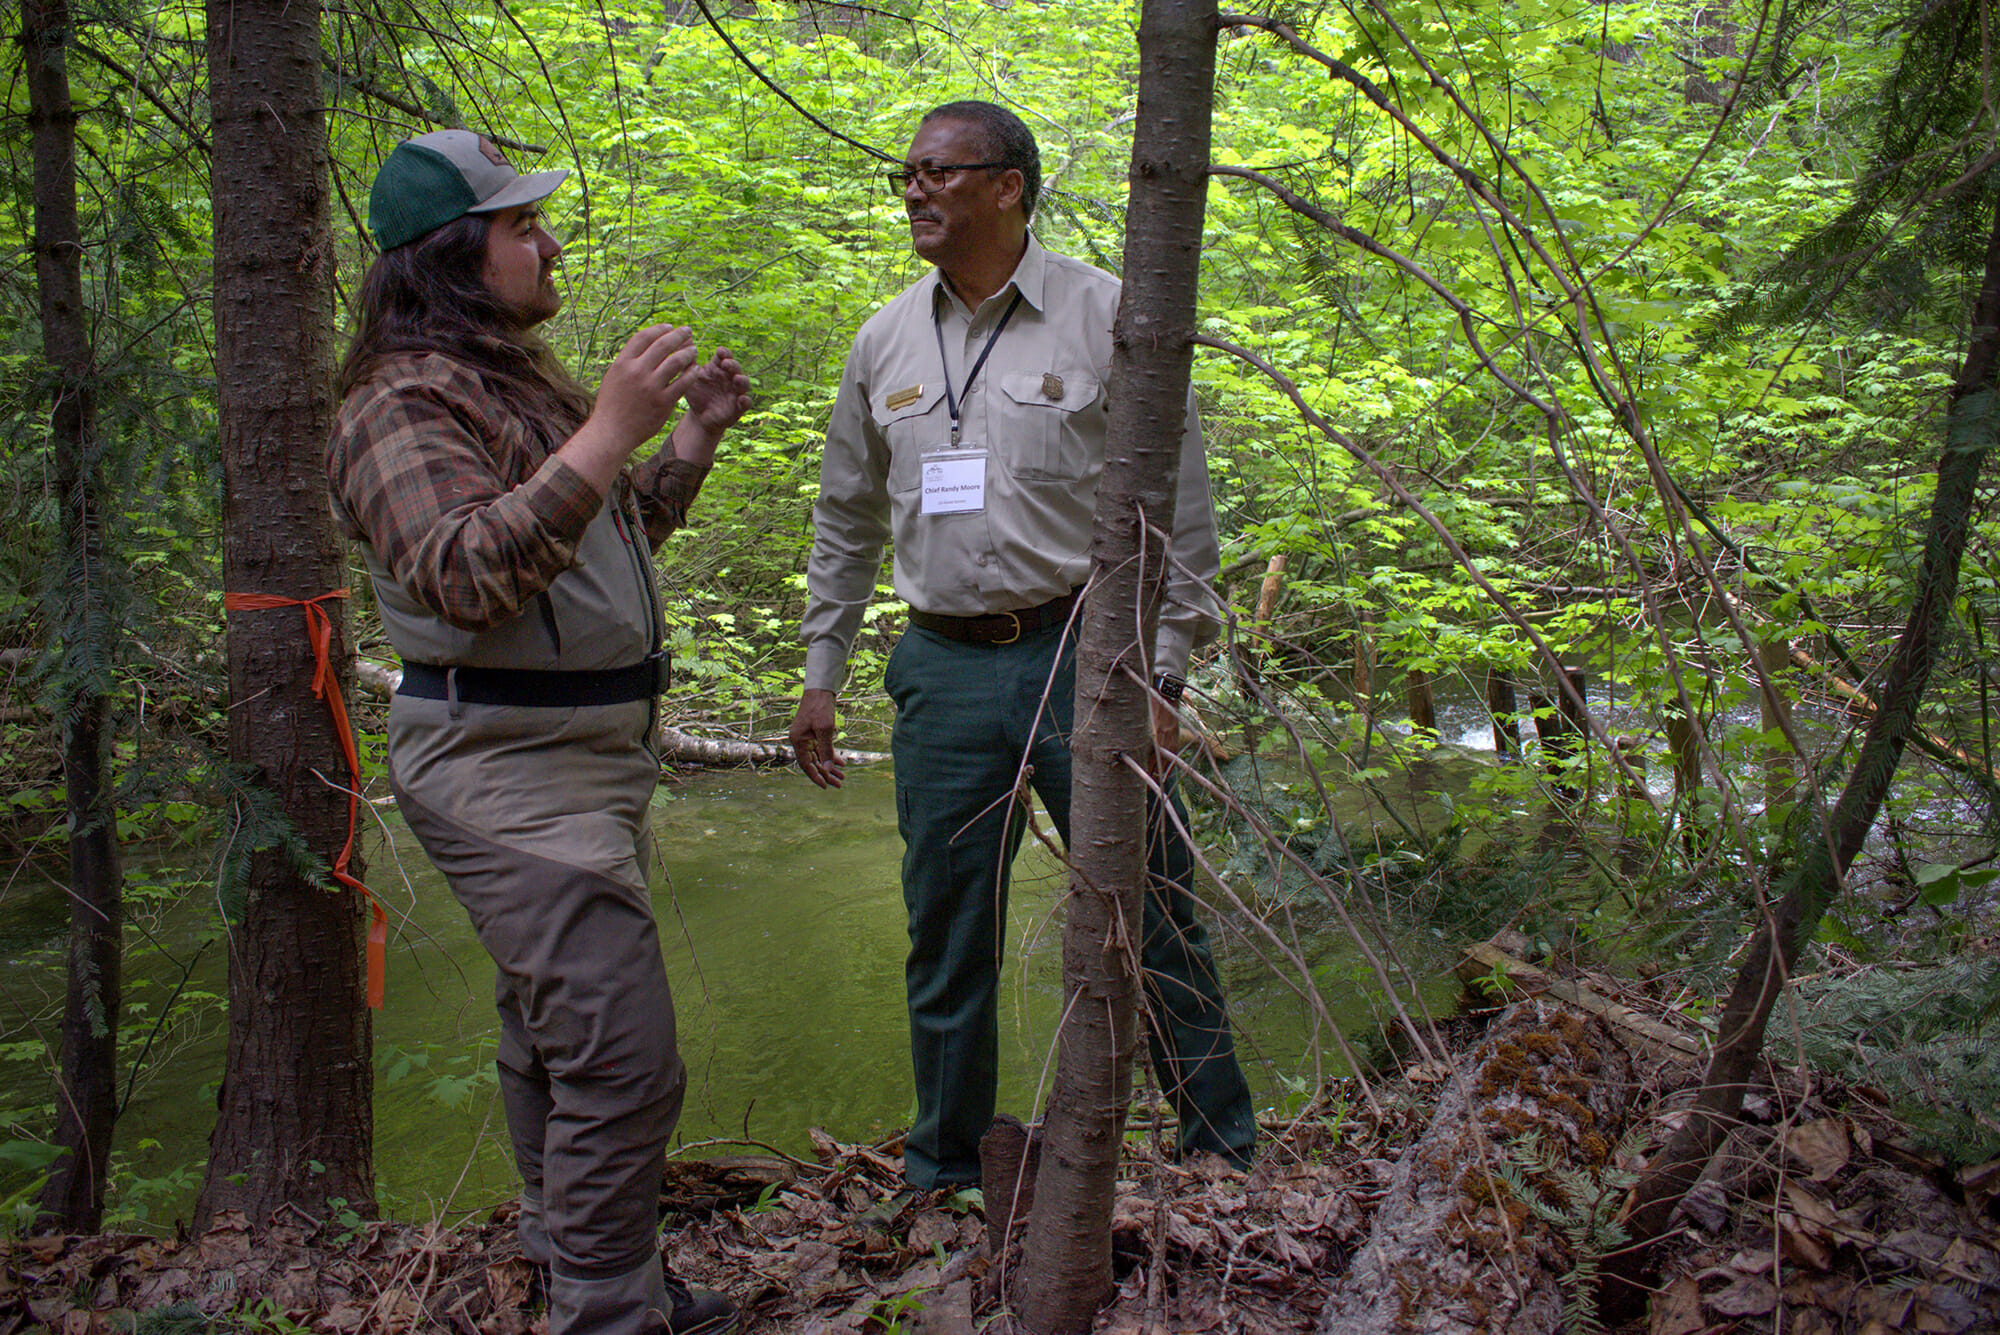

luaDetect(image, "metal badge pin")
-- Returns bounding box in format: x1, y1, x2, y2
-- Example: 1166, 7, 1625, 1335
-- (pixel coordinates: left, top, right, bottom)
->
1041, 373, 1064, 401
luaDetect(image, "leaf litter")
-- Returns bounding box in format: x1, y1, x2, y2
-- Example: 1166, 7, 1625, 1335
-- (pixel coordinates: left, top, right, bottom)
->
4, 981, 1998, 1333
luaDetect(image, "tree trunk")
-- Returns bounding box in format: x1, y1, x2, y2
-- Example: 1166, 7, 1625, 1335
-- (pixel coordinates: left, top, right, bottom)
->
1012, 0, 1216, 1330
197, 0, 375, 1228
1608, 190, 2000, 1316
24, 0, 123, 1235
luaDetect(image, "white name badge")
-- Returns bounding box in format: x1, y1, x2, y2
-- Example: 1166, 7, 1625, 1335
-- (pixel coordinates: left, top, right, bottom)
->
920, 445, 987, 515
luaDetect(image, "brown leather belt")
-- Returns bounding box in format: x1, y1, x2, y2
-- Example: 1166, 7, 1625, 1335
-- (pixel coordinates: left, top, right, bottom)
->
907, 588, 1081, 645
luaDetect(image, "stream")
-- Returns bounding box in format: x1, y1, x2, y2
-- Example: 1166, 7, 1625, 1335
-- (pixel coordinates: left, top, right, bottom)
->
0, 758, 1452, 1229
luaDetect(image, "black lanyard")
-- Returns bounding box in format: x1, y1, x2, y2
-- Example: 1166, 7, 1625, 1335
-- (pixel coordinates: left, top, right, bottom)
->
935, 289, 1024, 444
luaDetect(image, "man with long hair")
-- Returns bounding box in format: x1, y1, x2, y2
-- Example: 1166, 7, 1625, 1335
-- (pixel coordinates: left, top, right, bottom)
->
330, 130, 750, 1335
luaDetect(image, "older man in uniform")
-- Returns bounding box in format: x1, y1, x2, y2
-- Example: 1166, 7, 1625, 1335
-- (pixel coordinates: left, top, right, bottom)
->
788, 101, 1258, 1192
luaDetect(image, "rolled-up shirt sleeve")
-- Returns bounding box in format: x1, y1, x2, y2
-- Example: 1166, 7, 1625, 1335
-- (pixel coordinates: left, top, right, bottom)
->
330, 364, 603, 632
799, 352, 893, 694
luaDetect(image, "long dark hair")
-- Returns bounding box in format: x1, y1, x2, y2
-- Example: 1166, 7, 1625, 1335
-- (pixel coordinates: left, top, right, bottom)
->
338, 214, 593, 439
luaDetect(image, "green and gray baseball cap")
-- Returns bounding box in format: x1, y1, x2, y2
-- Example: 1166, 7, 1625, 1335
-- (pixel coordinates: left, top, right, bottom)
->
368, 129, 569, 251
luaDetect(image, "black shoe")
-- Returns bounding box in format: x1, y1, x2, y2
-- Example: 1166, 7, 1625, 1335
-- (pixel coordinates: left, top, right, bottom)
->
662, 1274, 738, 1334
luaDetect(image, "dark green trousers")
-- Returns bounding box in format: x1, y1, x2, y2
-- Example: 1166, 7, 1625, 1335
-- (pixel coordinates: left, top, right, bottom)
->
886, 621, 1258, 1189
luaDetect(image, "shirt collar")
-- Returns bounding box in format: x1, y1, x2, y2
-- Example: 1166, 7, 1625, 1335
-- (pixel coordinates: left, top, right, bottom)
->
930, 231, 1048, 320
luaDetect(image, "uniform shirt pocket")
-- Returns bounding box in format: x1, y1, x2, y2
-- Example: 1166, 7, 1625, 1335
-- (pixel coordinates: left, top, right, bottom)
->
996, 371, 1101, 482
873, 383, 949, 494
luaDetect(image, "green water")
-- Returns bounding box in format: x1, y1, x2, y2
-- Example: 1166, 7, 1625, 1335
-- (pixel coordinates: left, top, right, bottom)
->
1, 762, 1443, 1230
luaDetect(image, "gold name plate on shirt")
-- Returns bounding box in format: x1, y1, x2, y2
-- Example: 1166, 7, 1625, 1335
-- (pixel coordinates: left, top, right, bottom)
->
886, 385, 924, 411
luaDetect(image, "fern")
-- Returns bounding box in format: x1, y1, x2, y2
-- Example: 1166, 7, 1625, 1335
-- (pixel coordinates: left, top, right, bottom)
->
1494, 1127, 1646, 1335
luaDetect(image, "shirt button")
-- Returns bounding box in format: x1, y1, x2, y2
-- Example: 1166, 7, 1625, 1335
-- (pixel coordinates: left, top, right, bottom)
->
977, 554, 991, 566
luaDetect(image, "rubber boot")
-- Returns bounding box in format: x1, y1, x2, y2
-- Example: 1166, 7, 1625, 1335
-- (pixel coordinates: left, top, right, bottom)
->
548, 1254, 671, 1335
547, 1256, 738, 1335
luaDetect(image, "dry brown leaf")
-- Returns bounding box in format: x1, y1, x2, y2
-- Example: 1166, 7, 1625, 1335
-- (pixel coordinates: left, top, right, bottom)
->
320, 1300, 374, 1332
485, 1256, 537, 1312
375, 1287, 423, 1334
1784, 1271, 1858, 1311
1785, 1118, 1853, 1181
1858, 1285, 1917, 1326
1705, 1275, 1779, 1317
1876, 1228, 1951, 1270
1679, 1180, 1731, 1233
196, 1227, 251, 1267
1727, 1247, 1776, 1274
1911, 1281, 1982, 1334
785, 1239, 847, 1302
1649, 1274, 1704, 1335
1938, 1236, 2000, 1284
1779, 1214, 1836, 1271
906, 1210, 956, 1253
1783, 1180, 1841, 1227
1257, 1227, 1318, 1270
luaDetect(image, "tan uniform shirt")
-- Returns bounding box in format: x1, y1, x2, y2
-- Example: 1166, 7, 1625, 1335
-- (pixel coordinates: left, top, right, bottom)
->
802, 235, 1219, 693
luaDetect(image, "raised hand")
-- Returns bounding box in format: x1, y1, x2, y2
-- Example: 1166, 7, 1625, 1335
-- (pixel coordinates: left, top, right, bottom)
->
679, 348, 754, 436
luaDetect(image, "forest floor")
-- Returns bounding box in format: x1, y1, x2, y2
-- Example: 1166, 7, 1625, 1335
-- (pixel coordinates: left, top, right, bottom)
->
5, 953, 1998, 1335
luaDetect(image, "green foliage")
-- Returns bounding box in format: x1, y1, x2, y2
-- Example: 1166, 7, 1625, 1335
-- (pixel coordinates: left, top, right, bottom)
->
1706, 0, 2000, 341
1777, 955, 2000, 1163
1, 0, 1995, 1226
379, 1040, 500, 1110
1494, 1127, 1646, 1335
104, 1140, 202, 1231
136, 1302, 214, 1335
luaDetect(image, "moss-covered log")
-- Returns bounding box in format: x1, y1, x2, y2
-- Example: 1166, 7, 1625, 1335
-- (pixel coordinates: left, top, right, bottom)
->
1320, 1000, 1635, 1335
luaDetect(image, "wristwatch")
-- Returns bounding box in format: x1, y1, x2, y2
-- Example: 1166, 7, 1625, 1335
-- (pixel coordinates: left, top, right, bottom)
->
1152, 673, 1187, 706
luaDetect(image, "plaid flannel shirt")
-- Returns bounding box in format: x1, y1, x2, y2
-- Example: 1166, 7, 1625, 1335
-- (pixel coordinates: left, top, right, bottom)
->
329, 352, 706, 632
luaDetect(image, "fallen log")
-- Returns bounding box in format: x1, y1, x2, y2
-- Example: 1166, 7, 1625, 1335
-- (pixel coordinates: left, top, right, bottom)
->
1455, 940, 1705, 1060
348, 658, 888, 769
1319, 998, 1635, 1335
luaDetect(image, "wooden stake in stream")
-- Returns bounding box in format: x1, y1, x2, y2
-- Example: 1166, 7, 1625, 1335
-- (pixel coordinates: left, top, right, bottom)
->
1254, 553, 1287, 624
1353, 622, 1376, 738
1664, 707, 1702, 806
1405, 665, 1436, 734
1485, 668, 1521, 757
1532, 666, 1588, 803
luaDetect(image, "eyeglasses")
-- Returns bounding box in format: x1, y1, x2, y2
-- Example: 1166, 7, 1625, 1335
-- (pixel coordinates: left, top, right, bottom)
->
884, 161, 1006, 195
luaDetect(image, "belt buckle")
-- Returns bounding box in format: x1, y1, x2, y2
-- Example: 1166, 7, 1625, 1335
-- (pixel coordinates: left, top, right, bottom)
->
993, 611, 1022, 645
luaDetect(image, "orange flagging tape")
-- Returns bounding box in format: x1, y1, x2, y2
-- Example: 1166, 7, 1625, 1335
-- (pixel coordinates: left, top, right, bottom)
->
222, 589, 387, 1009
